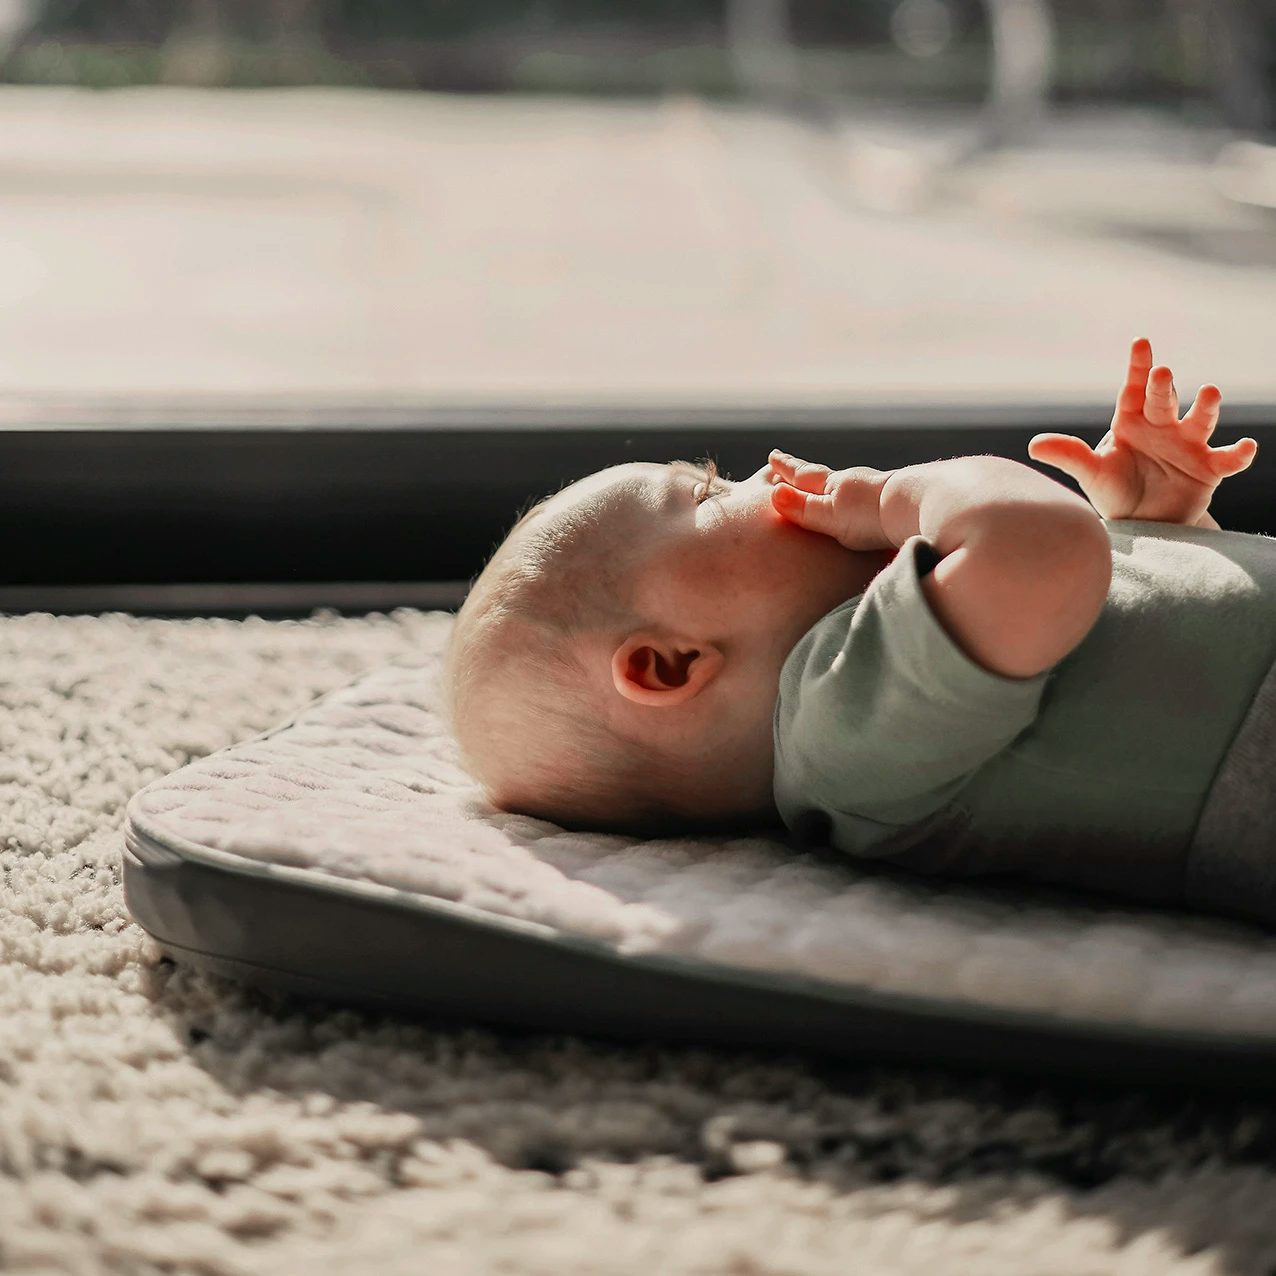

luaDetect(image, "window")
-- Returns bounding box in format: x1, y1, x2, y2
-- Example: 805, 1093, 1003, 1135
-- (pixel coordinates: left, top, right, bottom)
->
3, 1, 1273, 612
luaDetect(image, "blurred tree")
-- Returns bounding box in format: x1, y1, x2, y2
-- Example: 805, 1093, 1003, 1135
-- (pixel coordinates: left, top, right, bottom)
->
1, 0, 1268, 121
1204, 0, 1276, 135
161, 0, 326, 85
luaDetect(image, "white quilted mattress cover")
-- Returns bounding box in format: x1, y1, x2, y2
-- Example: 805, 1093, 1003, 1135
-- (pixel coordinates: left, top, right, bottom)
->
126, 613, 1276, 1043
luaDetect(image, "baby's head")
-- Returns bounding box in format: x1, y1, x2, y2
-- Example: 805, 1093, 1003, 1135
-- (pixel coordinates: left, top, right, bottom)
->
444, 457, 886, 835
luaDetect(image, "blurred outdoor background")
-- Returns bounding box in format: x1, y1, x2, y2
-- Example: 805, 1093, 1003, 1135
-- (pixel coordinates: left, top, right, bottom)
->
0, 0, 1274, 408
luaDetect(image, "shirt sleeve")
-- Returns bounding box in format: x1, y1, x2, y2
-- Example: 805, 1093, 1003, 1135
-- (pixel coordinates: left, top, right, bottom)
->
772, 534, 1051, 859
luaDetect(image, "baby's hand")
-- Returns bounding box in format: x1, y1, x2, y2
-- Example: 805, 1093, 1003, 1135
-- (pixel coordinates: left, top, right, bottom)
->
767, 450, 896, 550
1027, 339, 1258, 527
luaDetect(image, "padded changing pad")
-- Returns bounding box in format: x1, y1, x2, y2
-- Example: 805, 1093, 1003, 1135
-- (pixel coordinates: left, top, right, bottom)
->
123, 613, 1276, 1088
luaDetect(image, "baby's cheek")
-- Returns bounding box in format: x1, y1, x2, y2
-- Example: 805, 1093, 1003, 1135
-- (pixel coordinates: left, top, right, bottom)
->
652, 546, 729, 608
708, 532, 782, 596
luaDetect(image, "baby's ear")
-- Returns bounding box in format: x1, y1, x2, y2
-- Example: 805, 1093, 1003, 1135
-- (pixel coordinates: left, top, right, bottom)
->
611, 633, 724, 706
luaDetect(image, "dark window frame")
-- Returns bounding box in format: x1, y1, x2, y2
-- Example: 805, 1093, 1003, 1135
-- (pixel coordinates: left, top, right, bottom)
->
5, 399, 1274, 616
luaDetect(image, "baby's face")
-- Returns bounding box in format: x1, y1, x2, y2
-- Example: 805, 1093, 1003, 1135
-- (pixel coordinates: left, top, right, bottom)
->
548, 458, 887, 662
494, 458, 892, 822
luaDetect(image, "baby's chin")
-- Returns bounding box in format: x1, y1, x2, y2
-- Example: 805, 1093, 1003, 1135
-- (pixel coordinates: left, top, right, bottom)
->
763, 544, 887, 654
788, 522, 886, 594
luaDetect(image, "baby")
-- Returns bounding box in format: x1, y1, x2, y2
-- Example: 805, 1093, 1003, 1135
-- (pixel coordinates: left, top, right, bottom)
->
444, 340, 1276, 925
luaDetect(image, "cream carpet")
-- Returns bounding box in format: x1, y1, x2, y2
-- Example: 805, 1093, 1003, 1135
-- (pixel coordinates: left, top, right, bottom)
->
4, 608, 1276, 1276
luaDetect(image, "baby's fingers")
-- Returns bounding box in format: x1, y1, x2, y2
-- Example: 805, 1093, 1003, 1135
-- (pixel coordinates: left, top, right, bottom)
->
771, 480, 837, 535
1116, 337, 1154, 418
1027, 433, 1103, 486
1181, 384, 1223, 438
1144, 366, 1179, 426
1210, 436, 1259, 478
768, 449, 830, 493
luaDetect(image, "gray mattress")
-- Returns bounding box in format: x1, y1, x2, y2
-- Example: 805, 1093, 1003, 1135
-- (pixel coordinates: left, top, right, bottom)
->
122, 612, 1276, 1088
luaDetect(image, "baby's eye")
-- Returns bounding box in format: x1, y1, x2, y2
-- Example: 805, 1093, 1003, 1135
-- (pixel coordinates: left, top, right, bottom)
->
693, 461, 727, 505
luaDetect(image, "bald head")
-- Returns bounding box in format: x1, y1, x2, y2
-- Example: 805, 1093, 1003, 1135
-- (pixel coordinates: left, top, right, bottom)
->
441, 464, 662, 819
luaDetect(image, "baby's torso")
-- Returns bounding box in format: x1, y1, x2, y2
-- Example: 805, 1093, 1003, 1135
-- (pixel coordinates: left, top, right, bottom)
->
773, 519, 1276, 912
957, 520, 1276, 898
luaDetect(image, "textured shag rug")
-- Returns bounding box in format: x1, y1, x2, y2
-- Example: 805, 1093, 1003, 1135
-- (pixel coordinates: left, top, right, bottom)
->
4, 607, 1276, 1276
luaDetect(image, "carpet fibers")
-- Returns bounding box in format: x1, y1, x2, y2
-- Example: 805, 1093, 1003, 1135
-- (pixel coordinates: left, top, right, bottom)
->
4, 608, 1276, 1276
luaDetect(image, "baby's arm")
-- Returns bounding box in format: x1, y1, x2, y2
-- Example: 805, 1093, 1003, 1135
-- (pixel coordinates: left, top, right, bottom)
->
770, 453, 1111, 680
879, 458, 1112, 679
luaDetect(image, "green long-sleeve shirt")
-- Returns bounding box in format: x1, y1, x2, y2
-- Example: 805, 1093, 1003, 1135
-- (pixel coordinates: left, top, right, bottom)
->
772, 519, 1276, 924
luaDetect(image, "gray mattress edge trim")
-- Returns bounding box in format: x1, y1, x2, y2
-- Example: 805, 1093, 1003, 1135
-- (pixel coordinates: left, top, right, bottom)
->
121, 811, 1276, 1076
